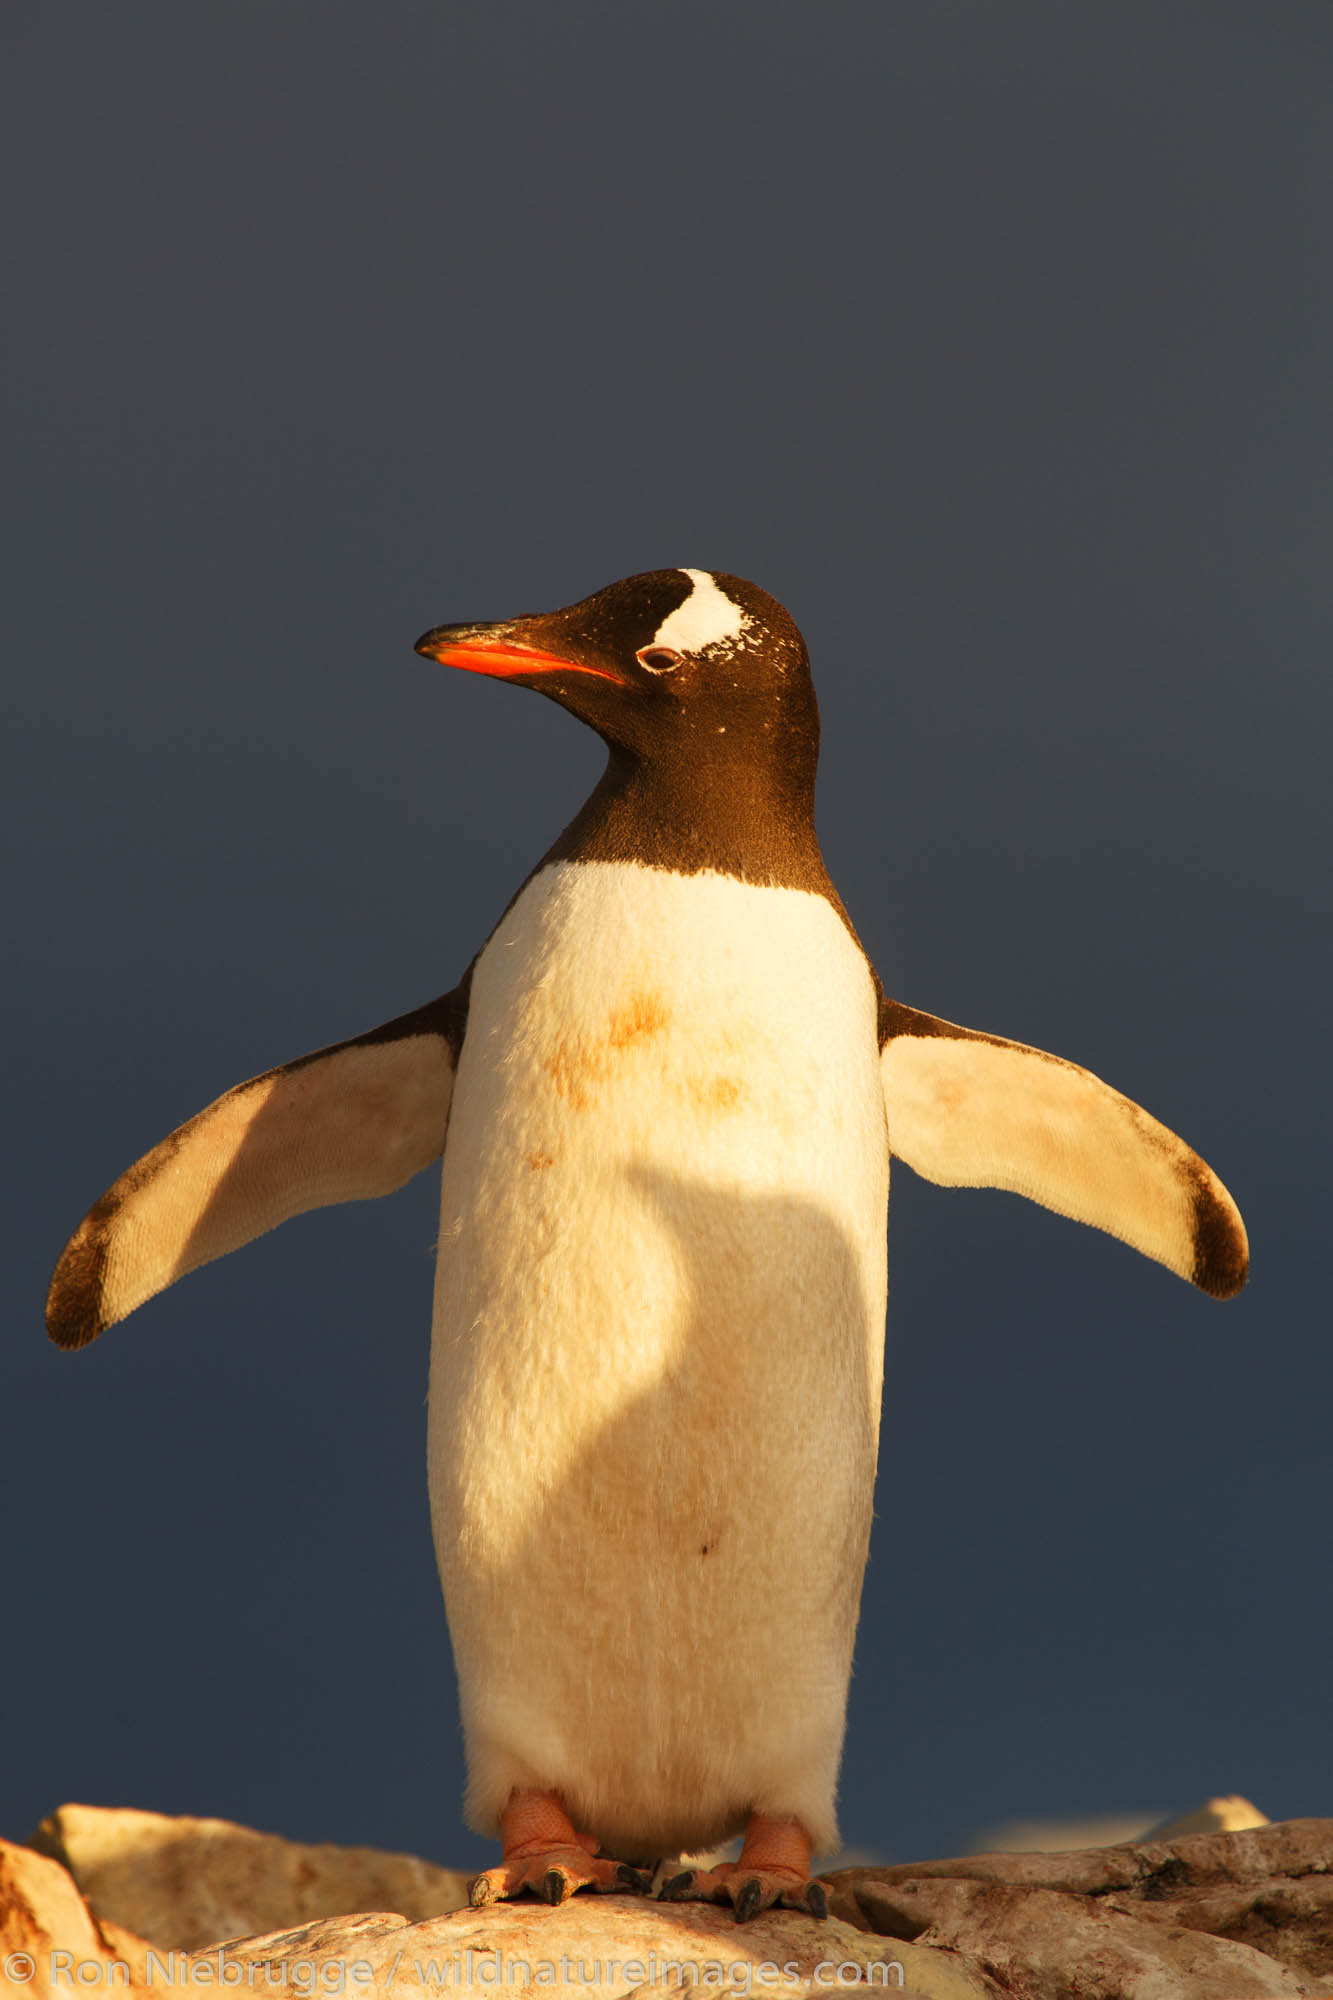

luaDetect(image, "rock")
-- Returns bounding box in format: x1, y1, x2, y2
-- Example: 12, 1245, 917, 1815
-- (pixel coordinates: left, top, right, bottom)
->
199, 1895, 997, 1997
11, 1805, 1333, 1997
0, 1836, 154, 1998
824, 1817, 1333, 1997
1144, 1795, 1272, 1839
825, 1815, 1333, 1901
837, 1874, 1308, 1997
971, 1796, 1271, 1855
968, 1814, 1158, 1855
27, 1802, 470, 1954
1100, 1873, 1333, 1988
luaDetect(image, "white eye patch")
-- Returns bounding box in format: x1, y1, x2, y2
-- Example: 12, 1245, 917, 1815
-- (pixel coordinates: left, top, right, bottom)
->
650, 569, 750, 654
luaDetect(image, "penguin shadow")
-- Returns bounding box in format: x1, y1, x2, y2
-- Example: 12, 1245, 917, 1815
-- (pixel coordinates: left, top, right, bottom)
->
467, 1165, 881, 1886
491, 1159, 881, 1571
618, 1159, 883, 1477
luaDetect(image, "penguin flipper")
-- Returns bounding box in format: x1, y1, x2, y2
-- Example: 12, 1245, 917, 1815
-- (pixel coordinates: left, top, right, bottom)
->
46, 986, 468, 1349
879, 998, 1248, 1298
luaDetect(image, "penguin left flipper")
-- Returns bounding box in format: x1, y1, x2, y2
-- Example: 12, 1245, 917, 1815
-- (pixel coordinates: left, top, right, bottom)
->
879, 998, 1248, 1299
45, 985, 468, 1350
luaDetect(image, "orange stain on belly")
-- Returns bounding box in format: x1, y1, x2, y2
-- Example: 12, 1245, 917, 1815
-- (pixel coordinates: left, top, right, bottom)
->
606, 991, 671, 1049
543, 991, 672, 1108
542, 1047, 590, 1107
687, 1073, 744, 1115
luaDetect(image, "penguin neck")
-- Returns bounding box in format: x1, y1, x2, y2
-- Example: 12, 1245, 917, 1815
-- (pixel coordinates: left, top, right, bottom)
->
542, 737, 830, 892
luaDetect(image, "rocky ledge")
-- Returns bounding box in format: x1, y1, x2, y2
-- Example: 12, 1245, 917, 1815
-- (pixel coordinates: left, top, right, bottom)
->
3, 1805, 1331, 1998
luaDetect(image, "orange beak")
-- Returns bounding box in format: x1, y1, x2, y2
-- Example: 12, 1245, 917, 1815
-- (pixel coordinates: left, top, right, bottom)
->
414, 629, 625, 685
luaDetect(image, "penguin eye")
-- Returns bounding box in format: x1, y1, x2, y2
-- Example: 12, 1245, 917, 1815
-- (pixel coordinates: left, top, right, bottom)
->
636, 645, 683, 674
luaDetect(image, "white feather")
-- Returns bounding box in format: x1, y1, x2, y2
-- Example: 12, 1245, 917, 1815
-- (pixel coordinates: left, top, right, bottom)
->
428, 861, 888, 1857
881, 1021, 1247, 1293
650, 569, 750, 654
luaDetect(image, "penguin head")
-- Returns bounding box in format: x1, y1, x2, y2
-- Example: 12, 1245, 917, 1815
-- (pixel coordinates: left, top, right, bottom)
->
415, 568, 817, 773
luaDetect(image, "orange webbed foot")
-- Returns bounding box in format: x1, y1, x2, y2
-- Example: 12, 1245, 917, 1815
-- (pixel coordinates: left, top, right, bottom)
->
657, 1814, 828, 1923
469, 1846, 642, 1906
469, 1790, 652, 1908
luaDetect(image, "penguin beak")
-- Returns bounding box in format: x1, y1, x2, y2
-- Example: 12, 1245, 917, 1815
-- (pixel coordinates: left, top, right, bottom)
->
414, 622, 625, 686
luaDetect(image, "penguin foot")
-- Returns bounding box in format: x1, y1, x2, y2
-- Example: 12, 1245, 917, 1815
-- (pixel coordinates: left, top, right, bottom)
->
657, 1814, 827, 1924
469, 1789, 652, 1908
469, 1847, 638, 1906
658, 1864, 828, 1922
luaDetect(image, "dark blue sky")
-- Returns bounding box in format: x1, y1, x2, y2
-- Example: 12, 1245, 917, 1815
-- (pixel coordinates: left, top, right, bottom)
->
5, 2, 1329, 1868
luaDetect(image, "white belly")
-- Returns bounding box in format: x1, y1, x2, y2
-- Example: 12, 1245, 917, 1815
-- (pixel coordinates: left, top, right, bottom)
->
428, 860, 889, 1856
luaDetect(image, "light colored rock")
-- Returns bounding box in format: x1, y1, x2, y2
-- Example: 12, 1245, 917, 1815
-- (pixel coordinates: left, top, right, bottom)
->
969, 1813, 1160, 1854
970, 1796, 1272, 1856
13, 1805, 1333, 1998
201, 1895, 997, 1998
825, 1818, 1333, 1996
1143, 1795, 1271, 1839
27, 1802, 470, 1954
843, 1874, 1311, 1998
1103, 1876, 1333, 1986
0, 1836, 154, 1998
825, 1815, 1333, 1900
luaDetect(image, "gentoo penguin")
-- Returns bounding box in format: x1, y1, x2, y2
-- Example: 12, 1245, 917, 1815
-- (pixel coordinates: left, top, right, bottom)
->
46, 567, 1248, 1923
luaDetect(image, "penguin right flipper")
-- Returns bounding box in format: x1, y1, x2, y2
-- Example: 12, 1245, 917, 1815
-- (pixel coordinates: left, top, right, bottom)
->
46, 985, 469, 1350
879, 997, 1248, 1298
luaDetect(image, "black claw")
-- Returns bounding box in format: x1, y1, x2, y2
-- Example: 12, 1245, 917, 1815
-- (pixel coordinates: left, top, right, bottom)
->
804, 1881, 828, 1920
659, 1869, 696, 1901
541, 1868, 566, 1904
616, 1864, 653, 1893
733, 1876, 764, 1924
